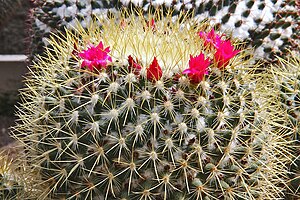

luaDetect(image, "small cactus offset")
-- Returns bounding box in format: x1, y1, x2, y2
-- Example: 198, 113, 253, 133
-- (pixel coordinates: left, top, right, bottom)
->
29, 0, 299, 61
15, 11, 291, 199
0, 152, 20, 199
0, 149, 36, 200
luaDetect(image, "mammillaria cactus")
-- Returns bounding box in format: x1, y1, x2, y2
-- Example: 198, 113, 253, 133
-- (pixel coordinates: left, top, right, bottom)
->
29, 0, 299, 61
14, 11, 292, 199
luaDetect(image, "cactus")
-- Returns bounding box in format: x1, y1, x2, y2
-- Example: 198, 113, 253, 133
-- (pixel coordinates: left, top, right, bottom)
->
118, 0, 300, 61
13, 11, 293, 199
271, 53, 300, 199
29, 0, 299, 61
28, 0, 117, 59
0, 151, 20, 199
275, 53, 300, 144
0, 146, 46, 200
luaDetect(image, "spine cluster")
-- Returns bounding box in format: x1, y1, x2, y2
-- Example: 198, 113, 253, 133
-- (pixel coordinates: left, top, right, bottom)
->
12, 12, 293, 199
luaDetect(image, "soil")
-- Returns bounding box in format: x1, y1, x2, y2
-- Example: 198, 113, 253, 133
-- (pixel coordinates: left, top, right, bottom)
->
0, 1, 31, 54
0, 1, 30, 148
0, 116, 15, 148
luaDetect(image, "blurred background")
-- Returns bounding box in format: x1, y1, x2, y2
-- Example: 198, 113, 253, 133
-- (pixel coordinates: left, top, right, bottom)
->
0, 0, 31, 147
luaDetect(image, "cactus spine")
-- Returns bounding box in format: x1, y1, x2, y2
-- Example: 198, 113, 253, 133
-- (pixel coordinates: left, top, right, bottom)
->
13, 11, 292, 199
0, 149, 38, 200
29, 0, 299, 61
0, 152, 19, 199
271, 53, 300, 199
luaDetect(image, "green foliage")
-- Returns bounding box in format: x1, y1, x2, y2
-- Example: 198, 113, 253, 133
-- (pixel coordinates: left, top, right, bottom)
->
13, 12, 292, 199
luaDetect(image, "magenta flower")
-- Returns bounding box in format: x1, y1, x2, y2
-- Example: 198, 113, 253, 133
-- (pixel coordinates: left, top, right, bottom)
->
199, 29, 222, 48
128, 55, 142, 75
214, 40, 240, 69
183, 54, 210, 84
79, 41, 112, 71
147, 57, 162, 82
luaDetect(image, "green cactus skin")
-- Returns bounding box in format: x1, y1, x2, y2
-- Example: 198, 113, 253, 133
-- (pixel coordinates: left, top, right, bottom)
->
14, 12, 292, 199
28, 0, 299, 62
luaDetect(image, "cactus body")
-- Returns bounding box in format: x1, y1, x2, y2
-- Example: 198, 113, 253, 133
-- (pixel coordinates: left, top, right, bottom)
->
29, 0, 299, 61
14, 12, 291, 199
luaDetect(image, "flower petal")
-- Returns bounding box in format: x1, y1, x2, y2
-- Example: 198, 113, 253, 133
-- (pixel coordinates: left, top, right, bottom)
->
78, 41, 112, 71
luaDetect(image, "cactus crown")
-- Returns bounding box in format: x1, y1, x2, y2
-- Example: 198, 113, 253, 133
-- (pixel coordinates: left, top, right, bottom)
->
0, 152, 16, 199
29, 0, 299, 61
14, 10, 291, 200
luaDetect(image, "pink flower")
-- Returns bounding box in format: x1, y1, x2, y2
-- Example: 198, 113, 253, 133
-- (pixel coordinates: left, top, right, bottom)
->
199, 29, 222, 48
79, 41, 112, 71
214, 40, 240, 69
128, 55, 142, 74
183, 54, 210, 84
147, 57, 162, 82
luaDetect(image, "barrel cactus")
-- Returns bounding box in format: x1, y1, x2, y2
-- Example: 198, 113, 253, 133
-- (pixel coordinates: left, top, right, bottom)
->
15, 11, 291, 199
29, 0, 299, 61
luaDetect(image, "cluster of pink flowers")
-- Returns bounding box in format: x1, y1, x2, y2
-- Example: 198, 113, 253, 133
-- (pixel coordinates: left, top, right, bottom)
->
78, 29, 240, 84
183, 29, 240, 83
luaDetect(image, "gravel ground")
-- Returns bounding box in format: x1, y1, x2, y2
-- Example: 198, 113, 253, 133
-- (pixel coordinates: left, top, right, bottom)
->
0, 116, 15, 148
0, 1, 30, 148
0, 90, 19, 148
